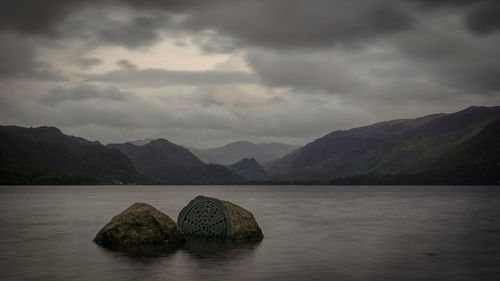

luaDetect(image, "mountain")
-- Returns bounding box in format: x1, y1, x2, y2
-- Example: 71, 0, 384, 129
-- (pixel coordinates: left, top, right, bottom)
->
126, 139, 153, 146
227, 158, 270, 181
0, 125, 141, 184
108, 139, 243, 184
2, 106, 498, 185
329, 121, 500, 185
267, 106, 500, 184
423, 119, 500, 184
189, 141, 299, 165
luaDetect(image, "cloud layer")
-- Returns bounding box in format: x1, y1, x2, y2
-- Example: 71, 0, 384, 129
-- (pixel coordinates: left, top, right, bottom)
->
0, 0, 499, 147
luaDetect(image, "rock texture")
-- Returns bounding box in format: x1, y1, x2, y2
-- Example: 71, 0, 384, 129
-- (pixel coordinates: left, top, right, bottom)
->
177, 196, 263, 242
223, 200, 264, 241
93, 203, 184, 246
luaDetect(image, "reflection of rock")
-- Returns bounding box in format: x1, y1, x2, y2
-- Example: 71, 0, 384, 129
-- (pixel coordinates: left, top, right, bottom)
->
100, 244, 180, 257
93, 203, 185, 246
182, 240, 261, 259
177, 195, 264, 241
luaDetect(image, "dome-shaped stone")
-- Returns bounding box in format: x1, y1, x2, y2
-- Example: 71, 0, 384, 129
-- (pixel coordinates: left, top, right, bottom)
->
177, 196, 263, 242
93, 203, 184, 246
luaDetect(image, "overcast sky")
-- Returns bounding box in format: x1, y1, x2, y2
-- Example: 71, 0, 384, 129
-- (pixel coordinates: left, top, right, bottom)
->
1, 0, 499, 148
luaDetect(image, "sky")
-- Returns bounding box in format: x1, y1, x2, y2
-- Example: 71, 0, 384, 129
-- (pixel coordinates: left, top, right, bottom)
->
1, 0, 499, 148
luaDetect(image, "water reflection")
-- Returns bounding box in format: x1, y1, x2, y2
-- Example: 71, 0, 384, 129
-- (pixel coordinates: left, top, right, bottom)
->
1, 185, 500, 281
94, 239, 261, 261
181, 240, 261, 260
96, 243, 180, 257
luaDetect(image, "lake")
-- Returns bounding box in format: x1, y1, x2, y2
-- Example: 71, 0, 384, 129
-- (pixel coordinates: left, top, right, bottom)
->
0, 185, 499, 281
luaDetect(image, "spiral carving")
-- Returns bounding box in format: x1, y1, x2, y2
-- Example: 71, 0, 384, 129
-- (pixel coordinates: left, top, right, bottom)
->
178, 198, 228, 240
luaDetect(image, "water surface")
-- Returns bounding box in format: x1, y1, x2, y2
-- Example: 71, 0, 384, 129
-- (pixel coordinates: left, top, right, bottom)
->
0, 185, 499, 281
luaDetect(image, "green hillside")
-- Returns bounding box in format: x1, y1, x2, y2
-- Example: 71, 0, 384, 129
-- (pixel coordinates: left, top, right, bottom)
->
0, 126, 141, 184
267, 106, 500, 184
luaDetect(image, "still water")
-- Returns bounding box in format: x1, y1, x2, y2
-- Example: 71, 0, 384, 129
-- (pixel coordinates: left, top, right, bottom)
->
0, 185, 499, 281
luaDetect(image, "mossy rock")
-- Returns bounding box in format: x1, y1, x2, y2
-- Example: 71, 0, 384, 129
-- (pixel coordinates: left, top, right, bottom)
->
93, 203, 185, 246
177, 196, 263, 242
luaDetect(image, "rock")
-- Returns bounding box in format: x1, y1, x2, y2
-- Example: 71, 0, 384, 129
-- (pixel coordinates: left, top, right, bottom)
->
177, 196, 263, 242
93, 203, 185, 246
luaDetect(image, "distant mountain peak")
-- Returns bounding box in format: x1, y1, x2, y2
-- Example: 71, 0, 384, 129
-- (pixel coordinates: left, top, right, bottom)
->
1, 125, 63, 135
126, 139, 153, 146
465, 105, 493, 110
188, 141, 300, 165
34, 125, 63, 133
222, 141, 256, 149
125, 138, 180, 148
236, 157, 259, 164
149, 138, 175, 145
230, 141, 255, 145
228, 157, 269, 181
108, 139, 242, 184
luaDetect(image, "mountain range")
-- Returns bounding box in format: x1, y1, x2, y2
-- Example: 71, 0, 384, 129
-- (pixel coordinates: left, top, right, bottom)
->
188, 141, 299, 165
0, 126, 140, 184
227, 158, 270, 181
108, 140, 243, 184
1, 105, 499, 185
266, 106, 500, 184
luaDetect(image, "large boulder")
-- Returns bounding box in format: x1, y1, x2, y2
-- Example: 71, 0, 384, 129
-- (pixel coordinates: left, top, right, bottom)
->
93, 203, 185, 246
177, 196, 263, 242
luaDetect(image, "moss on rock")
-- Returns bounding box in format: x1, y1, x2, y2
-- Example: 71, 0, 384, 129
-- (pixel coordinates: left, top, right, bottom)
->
93, 203, 184, 246
222, 200, 264, 241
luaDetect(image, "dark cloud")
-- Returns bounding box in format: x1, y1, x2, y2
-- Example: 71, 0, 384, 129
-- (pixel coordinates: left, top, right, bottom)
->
246, 50, 365, 94
116, 59, 137, 70
394, 27, 466, 60
41, 84, 128, 105
413, 0, 479, 6
0, 0, 85, 36
0, 32, 63, 80
1, 0, 498, 50
0, 32, 38, 77
465, 1, 500, 35
391, 22, 500, 94
183, 0, 415, 50
73, 57, 102, 70
85, 68, 257, 88
438, 64, 500, 94
195, 85, 283, 108
0, 1, 174, 50
0, 0, 415, 50
0, 0, 201, 39
96, 15, 166, 49
414, 0, 500, 35
1, 0, 500, 146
